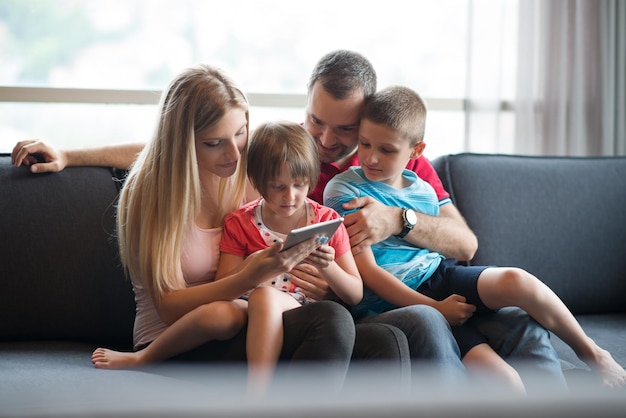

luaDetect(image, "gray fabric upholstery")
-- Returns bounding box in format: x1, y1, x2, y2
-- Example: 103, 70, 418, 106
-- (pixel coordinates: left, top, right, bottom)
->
2, 152, 626, 416
432, 153, 626, 367
0, 155, 134, 346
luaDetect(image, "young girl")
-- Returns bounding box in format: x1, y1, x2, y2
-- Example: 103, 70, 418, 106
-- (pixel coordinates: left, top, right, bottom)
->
90, 65, 356, 383
324, 85, 626, 392
216, 120, 363, 393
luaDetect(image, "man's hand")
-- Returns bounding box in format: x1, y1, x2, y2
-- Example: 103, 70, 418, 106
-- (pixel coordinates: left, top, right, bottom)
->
342, 195, 478, 261
288, 263, 333, 300
11, 140, 67, 173
342, 196, 402, 255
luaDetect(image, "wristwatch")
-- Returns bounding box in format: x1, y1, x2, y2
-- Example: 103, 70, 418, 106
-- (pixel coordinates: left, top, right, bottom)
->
396, 208, 417, 239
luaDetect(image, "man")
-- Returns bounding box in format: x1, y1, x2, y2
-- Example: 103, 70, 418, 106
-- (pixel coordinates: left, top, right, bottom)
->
292, 50, 566, 393
11, 50, 566, 393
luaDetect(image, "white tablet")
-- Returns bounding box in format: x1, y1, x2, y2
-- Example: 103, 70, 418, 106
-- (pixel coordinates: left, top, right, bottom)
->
282, 217, 344, 250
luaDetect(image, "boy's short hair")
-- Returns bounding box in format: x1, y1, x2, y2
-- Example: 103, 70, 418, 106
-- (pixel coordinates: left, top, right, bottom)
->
361, 86, 427, 146
247, 121, 320, 197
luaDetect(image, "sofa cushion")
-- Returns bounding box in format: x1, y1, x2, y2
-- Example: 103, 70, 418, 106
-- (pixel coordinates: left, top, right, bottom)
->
432, 153, 626, 315
549, 313, 626, 370
0, 155, 135, 346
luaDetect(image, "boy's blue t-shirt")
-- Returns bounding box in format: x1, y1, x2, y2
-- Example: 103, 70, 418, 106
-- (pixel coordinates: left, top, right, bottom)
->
324, 166, 445, 319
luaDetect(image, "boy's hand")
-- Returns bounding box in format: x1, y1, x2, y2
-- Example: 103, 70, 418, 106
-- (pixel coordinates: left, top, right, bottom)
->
434, 294, 476, 326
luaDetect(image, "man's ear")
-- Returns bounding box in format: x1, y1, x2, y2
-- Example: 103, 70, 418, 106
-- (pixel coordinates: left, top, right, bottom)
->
410, 141, 426, 159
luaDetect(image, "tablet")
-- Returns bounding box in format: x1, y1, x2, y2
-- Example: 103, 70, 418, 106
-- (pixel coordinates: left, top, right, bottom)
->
282, 217, 344, 250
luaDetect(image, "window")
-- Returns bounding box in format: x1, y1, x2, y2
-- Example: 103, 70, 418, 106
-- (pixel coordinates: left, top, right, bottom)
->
0, 0, 516, 158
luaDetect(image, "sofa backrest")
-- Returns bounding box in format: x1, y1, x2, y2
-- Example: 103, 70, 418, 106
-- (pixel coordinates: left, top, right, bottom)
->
432, 153, 626, 315
0, 154, 135, 347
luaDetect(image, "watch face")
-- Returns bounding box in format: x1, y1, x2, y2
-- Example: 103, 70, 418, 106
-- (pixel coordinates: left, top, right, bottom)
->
406, 209, 417, 226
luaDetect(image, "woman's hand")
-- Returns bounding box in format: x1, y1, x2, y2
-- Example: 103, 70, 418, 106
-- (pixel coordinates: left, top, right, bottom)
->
241, 237, 320, 287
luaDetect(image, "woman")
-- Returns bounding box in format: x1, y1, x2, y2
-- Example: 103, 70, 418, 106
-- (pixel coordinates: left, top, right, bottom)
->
90, 65, 356, 386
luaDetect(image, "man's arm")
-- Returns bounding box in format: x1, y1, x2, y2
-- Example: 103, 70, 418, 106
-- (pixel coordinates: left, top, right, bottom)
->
11, 140, 145, 173
342, 199, 478, 261
341, 156, 478, 261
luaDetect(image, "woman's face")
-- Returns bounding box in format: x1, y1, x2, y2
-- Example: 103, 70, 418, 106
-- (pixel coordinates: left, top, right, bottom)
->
194, 108, 248, 178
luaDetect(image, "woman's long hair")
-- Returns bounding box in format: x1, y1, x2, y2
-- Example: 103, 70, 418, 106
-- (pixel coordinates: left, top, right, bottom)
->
117, 64, 249, 302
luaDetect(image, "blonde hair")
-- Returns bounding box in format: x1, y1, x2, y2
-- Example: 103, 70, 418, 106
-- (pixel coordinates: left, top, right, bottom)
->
246, 121, 320, 197
117, 64, 249, 301
361, 86, 427, 146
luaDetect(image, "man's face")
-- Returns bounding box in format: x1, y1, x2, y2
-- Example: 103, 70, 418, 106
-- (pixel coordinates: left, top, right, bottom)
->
303, 82, 364, 165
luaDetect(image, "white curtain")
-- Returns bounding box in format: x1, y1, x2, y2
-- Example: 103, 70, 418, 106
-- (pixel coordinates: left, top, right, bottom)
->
465, 0, 625, 156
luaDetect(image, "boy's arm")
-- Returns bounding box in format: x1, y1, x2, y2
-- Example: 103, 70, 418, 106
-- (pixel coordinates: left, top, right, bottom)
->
11, 140, 145, 173
354, 248, 476, 325
354, 248, 435, 308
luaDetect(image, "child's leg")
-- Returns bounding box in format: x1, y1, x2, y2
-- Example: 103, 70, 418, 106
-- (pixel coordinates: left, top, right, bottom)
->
92, 300, 247, 369
477, 267, 626, 388
246, 286, 300, 394
463, 343, 526, 395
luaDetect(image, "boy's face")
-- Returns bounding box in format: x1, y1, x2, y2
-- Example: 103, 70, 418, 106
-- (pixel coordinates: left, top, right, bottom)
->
357, 119, 425, 188
304, 82, 363, 165
263, 162, 310, 219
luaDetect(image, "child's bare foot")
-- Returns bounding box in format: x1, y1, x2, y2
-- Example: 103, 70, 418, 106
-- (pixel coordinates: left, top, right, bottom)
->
587, 346, 626, 389
91, 347, 143, 369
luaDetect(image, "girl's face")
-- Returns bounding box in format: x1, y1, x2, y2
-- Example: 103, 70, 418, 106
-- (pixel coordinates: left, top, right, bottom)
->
357, 119, 422, 188
195, 108, 248, 178
262, 162, 310, 219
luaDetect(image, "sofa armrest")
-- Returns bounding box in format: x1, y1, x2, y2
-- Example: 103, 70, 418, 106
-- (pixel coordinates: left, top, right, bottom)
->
0, 154, 134, 346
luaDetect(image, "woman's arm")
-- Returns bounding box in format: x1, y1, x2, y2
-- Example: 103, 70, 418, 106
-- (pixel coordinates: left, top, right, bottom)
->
215, 252, 246, 281
155, 238, 321, 325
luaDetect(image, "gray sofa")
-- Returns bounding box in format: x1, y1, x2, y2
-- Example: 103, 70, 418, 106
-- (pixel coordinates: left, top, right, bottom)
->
431, 153, 626, 372
1, 152, 625, 417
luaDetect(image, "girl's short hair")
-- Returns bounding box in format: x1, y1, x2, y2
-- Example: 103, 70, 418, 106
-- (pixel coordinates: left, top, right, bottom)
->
247, 121, 320, 197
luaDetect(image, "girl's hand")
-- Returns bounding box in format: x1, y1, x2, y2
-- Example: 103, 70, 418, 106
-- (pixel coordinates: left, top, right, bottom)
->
304, 242, 335, 270
433, 294, 476, 326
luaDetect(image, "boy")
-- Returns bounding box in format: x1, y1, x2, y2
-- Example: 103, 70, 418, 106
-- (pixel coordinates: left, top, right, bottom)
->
324, 86, 626, 392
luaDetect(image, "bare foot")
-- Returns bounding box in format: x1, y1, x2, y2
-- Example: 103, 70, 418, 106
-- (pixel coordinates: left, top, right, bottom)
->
588, 346, 626, 389
91, 347, 143, 369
